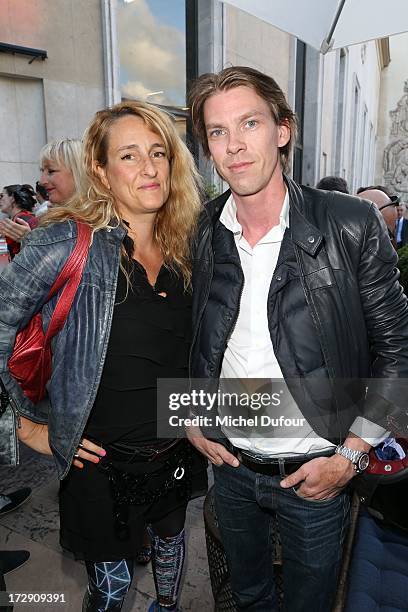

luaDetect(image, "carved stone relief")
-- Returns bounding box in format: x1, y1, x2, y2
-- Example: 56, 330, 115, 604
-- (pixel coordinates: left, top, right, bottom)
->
384, 79, 408, 200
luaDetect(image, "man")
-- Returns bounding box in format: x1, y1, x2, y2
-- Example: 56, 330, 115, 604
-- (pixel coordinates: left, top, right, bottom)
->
395, 203, 408, 249
316, 175, 349, 193
187, 66, 408, 611
357, 186, 400, 248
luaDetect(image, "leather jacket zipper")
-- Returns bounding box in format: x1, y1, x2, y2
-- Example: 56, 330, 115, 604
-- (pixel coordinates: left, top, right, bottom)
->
293, 244, 341, 442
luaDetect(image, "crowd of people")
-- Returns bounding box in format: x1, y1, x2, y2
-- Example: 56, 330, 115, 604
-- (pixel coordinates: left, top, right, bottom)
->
0, 65, 407, 612
316, 176, 408, 251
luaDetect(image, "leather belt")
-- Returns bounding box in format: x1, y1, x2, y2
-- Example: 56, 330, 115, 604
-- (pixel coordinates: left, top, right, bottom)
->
105, 439, 183, 464
236, 451, 304, 476
227, 442, 334, 477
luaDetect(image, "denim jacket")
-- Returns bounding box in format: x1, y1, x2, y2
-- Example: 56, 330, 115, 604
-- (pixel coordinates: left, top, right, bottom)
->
0, 220, 126, 479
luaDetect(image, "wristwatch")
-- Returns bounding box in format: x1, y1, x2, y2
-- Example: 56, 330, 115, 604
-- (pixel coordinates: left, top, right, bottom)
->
335, 444, 370, 474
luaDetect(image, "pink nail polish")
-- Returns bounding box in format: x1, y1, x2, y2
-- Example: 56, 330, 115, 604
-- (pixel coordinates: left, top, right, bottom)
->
100, 449, 106, 456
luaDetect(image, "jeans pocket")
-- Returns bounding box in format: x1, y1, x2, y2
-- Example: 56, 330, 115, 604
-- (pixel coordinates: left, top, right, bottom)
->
291, 486, 344, 504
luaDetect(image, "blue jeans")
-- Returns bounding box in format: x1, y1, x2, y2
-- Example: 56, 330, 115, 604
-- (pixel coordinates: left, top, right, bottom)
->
213, 462, 350, 612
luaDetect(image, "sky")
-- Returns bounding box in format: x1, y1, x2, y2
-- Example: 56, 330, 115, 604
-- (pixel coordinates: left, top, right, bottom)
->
119, 0, 186, 107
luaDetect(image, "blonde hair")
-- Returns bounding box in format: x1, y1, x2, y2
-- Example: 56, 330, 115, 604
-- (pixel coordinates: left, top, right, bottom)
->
40, 138, 84, 196
43, 102, 202, 287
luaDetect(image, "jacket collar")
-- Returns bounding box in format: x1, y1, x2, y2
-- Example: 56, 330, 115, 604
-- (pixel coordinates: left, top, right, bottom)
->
205, 175, 323, 256
284, 175, 323, 256
106, 219, 128, 241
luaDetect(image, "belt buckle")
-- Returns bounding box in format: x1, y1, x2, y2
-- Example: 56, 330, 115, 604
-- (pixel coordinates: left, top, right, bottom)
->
240, 449, 277, 466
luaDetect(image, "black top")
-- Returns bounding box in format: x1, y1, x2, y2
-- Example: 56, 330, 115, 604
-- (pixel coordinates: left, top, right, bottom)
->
85, 259, 191, 444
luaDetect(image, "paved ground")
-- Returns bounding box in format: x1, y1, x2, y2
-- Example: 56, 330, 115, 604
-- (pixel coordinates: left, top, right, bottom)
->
0, 445, 213, 612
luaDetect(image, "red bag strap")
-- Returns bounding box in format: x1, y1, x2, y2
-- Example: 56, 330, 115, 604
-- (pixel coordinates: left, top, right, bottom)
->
44, 221, 92, 343
46, 221, 91, 300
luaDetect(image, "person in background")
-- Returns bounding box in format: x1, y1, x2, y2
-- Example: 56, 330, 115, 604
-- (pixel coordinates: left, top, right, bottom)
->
0, 139, 83, 249
316, 175, 349, 193
34, 182, 49, 217
395, 202, 408, 249
22, 185, 36, 199
0, 185, 38, 259
357, 186, 399, 248
356, 184, 393, 197
39, 138, 83, 207
0, 100, 206, 612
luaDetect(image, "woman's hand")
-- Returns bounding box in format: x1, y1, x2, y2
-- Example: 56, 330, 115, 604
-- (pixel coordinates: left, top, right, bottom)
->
0, 218, 32, 242
16, 419, 106, 468
17, 416, 52, 455
73, 438, 106, 469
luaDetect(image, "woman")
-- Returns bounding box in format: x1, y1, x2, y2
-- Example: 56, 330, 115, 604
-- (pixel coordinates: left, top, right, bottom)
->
0, 184, 38, 258
0, 139, 83, 248
0, 101, 206, 611
39, 138, 84, 206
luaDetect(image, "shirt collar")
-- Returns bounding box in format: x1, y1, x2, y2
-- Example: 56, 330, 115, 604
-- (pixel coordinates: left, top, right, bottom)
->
219, 190, 289, 237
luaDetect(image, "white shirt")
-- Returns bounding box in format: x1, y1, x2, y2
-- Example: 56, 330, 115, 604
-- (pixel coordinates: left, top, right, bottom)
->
218, 192, 386, 457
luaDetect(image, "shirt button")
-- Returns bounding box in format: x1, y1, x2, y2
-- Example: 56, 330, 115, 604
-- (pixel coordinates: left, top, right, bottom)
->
276, 275, 282, 281
308, 235, 315, 244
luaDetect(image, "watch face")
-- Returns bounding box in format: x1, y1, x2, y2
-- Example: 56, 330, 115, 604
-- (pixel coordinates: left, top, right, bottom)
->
358, 453, 370, 471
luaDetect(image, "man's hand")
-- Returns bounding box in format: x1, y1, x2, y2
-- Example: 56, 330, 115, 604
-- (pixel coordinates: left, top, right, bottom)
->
280, 454, 355, 500
0, 218, 31, 242
281, 432, 372, 500
17, 416, 52, 455
186, 425, 239, 467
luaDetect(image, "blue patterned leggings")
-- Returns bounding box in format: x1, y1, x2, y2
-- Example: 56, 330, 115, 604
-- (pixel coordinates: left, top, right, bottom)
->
84, 559, 133, 611
83, 507, 187, 611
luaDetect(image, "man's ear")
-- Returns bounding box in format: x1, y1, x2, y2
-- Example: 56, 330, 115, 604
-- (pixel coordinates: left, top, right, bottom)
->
278, 121, 291, 148
95, 163, 110, 190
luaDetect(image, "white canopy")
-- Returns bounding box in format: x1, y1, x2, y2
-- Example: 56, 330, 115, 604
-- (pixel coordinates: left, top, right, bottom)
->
222, 0, 408, 52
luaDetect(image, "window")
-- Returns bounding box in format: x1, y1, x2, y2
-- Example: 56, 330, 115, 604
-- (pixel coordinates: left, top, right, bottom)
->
350, 79, 361, 192
117, 0, 189, 139
334, 48, 346, 176
293, 40, 306, 183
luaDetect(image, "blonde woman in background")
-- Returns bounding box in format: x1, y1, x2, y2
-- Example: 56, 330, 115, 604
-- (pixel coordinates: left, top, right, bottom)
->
0, 139, 83, 246
39, 138, 84, 207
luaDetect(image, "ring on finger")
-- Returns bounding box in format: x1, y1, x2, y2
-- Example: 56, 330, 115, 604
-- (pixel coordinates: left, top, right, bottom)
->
74, 452, 80, 459
78, 443, 85, 449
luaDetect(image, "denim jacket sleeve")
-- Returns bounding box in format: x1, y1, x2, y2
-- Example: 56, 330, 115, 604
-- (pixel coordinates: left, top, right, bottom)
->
0, 222, 75, 465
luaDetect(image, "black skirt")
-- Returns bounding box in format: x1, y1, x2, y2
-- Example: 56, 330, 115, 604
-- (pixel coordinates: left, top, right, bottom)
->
59, 440, 207, 561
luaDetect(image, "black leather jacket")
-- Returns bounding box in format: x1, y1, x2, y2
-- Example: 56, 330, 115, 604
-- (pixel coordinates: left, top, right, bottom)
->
190, 177, 408, 441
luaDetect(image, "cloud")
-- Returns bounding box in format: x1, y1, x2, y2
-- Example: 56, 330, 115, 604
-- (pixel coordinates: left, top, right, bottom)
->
118, 0, 186, 106
121, 80, 166, 104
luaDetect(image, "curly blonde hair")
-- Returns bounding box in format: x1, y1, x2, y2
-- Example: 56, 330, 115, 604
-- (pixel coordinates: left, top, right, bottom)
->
44, 101, 203, 287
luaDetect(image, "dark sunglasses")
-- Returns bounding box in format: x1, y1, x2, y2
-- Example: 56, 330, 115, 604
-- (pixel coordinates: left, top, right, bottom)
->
378, 195, 400, 211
